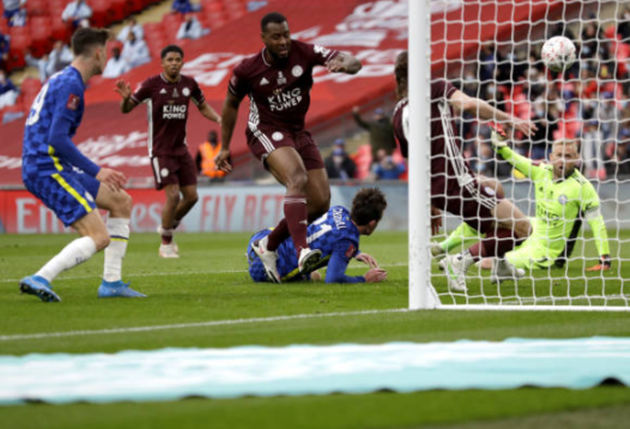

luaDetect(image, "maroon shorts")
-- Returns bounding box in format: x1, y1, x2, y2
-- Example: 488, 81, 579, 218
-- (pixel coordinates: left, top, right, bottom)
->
432, 179, 500, 234
245, 126, 325, 171
150, 153, 197, 190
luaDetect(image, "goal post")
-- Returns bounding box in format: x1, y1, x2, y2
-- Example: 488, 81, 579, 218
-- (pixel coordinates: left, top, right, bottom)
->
408, 0, 630, 311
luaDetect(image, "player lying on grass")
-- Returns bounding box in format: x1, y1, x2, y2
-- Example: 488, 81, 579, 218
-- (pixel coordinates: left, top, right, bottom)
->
20, 28, 145, 302
247, 188, 388, 283
433, 130, 611, 273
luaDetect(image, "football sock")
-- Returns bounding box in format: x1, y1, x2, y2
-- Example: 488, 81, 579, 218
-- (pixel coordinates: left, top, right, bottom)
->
283, 195, 308, 255
160, 227, 174, 245
266, 218, 288, 252
469, 228, 521, 260
103, 218, 130, 282
441, 222, 480, 252
36, 236, 97, 283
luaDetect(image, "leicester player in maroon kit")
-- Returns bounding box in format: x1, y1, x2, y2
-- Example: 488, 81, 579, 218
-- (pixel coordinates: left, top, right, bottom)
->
114, 45, 221, 258
392, 51, 537, 292
215, 12, 362, 282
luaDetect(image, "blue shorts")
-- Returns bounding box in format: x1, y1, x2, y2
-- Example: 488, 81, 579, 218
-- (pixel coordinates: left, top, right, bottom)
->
24, 171, 100, 227
247, 230, 272, 282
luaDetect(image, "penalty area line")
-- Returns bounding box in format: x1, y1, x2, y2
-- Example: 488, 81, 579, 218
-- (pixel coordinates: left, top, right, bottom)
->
0, 308, 409, 342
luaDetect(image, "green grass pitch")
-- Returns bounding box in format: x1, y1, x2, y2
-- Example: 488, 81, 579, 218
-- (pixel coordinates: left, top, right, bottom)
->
1, 230, 630, 428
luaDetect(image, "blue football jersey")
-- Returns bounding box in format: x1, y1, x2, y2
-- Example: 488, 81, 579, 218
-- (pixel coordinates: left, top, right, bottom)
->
276, 206, 363, 282
22, 66, 86, 179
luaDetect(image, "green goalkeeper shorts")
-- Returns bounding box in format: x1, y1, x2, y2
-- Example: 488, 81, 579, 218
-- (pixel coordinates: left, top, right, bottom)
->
506, 240, 557, 270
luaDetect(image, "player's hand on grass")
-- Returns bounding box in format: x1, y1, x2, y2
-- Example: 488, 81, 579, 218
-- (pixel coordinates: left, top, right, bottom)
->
114, 80, 132, 100
96, 168, 127, 191
586, 255, 612, 271
430, 206, 443, 235
214, 148, 232, 173
356, 253, 378, 268
364, 268, 387, 283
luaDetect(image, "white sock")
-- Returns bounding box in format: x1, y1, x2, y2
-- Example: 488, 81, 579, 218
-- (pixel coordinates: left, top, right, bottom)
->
103, 218, 130, 282
36, 236, 97, 283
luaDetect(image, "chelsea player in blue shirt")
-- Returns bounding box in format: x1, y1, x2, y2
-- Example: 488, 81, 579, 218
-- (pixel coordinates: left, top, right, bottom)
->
20, 28, 145, 302
248, 188, 389, 283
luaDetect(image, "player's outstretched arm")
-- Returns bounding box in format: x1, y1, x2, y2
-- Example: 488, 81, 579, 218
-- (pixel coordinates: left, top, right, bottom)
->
583, 187, 612, 271
326, 53, 362, 75
490, 129, 544, 180
198, 101, 221, 125
215, 91, 241, 173
448, 89, 537, 137
114, 80, 138, 113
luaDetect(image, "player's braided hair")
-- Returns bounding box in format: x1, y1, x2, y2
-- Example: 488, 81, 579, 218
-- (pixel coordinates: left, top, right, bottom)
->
71, 28, 109, 56
395, 51, 408, 100
350, 188, 388, 226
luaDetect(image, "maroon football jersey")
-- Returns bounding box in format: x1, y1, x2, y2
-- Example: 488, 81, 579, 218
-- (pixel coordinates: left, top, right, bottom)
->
131, 73, 206, 157
228, 39, 338, 133
392, 80, 474, 198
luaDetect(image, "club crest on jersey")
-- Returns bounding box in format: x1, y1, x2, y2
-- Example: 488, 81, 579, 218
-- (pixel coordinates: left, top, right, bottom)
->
66, 94, 80, 110
260, 77, 269, 86
277, 71, 287, 85
558, 194, 568, 205
182, 87, 190, 97
159, 88, 167, 94
172, 88, 179, 98
292, 65, 303, 77
272, 132, 284, 141
160, 168, 169, 177
345, 244, 356, 259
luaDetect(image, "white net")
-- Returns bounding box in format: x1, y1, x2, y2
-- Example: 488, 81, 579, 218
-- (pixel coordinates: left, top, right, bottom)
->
424, 0, 630, 309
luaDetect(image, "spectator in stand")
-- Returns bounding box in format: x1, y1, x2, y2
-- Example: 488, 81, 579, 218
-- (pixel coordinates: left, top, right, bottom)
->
607, 141, 630, 177
352, 106, 397, 162
371, 149, 405, 181
62, 0, 93, 28
582, 120, 606, 180
247, 1, 268, 12
196, 130, 226, 182
117, 17, 144, 43
9, 3, 27, 27
324, 138, 356, 180
0, 70, 18, 108
171, 0, 200, 15
26, 41, 74, 83
102, 47, 129, 79
122, 31, 151, 70
0, 33, 9, 71
2, 0, 25, 21
176, 14, 209, 40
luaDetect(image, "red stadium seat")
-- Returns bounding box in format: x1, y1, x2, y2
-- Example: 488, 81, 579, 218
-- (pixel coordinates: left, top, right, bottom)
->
30, 17, 54, 57
162, 13, 183, 37
51, 20, 72, 43
0, 17, 8, 34
144, 23, 166, 39
20, 78, 42, 95
110, 0, 130, 23
26, 0, 49, 16
90, 0, 113, 28
8, 26, 30, 67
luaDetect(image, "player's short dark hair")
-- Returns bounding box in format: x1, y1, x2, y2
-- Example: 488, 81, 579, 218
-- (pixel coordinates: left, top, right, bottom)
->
261, 12, 287, 32
71, 28, 109, 57
161, 45, 184, 59
395, 51, 408, 99
350, 188, 388, 226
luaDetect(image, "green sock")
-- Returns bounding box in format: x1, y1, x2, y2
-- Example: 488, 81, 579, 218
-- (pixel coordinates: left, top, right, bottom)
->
440, 222, 481, 253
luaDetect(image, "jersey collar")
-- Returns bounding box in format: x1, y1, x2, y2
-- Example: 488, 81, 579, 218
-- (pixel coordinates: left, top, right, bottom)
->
261, 47, 271, 67
68, 66, 86, 90
160, 73, 181, 84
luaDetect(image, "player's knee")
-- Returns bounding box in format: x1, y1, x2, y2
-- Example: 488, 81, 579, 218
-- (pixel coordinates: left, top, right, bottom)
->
93, 233, 110, 251
185, 192, 199, 207
117, 191, 133, 217
286, 172, 308, 194
165, 190, 180, 205
516, 218, 532, 239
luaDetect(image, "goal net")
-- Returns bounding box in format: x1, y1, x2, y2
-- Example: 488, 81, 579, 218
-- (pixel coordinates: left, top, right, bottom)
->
409, 0, 630, 310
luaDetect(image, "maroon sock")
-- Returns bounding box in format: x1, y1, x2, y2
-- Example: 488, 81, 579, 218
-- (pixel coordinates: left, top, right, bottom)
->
467, 242, 486, 261
479, 228, 524, 258
283, 195, 308, 256
266, 218, 289, 251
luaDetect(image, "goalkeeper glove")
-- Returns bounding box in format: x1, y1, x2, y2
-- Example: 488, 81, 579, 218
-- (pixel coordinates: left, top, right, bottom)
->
586, 255, 612, 271
489, 123, 508, 148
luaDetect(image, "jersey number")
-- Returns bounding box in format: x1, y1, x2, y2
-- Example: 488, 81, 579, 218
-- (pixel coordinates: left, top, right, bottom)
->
25, 83, 50, 126
307, 213, 332, 244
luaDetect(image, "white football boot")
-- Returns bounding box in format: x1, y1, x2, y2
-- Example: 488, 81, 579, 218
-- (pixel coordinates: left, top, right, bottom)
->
443, 254, 469, 292
159, 243, 179, 258
430, 242, 447, 261
298, 247, 322, 275
252, 235, 281, 283
491, 258, 525, 284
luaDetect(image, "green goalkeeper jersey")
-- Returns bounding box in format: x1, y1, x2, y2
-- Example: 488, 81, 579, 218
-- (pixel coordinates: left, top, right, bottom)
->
497, 146, 610, 266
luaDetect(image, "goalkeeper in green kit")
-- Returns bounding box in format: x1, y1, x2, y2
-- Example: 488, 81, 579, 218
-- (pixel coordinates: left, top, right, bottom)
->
434, 128, 611, 272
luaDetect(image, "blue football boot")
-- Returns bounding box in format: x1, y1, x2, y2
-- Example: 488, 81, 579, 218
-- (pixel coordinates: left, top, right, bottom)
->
19, 275, 61, 302
98, 280, 147, 298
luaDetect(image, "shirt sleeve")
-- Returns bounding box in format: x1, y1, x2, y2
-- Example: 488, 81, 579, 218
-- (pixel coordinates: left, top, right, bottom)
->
307, 42, 339, 67
49, 85, 100, 177
580, 183, 610, 256
227, 63, 250, 100
325, 239, 365, 284
130, 79, 152, 104
496, 146, 546, 180
190, 78, 206, 106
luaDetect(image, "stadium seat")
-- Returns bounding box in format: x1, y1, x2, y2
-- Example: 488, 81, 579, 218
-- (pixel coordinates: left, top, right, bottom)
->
162, 13, 184, 36
7, 27, 30, 70
30, 17, 54, 57
26, 0, 49, 16
51, 20, 72, 43
90, 0, 113, 28
0, 17, 8, 34
110, 0, 130, 24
